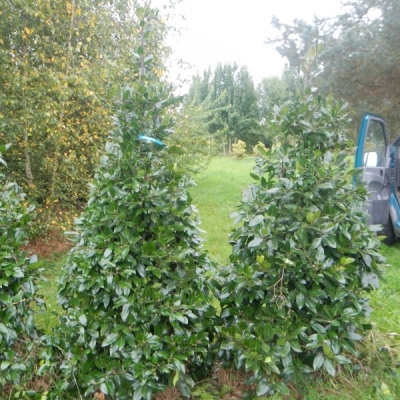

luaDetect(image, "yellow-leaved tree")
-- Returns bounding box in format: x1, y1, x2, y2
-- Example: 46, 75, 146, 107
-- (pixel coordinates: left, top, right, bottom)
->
0, 0, 172, 231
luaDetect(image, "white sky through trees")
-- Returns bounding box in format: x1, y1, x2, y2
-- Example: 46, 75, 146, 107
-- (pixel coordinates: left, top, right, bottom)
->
154, 0, 344, 92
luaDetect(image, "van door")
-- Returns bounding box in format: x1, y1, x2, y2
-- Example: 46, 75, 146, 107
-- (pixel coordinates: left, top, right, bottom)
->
390, 136, 400, 235
355, 113, 390, 225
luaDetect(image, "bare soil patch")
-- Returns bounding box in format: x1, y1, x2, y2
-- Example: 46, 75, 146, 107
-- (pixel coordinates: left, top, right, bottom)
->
25, 229, 72, 258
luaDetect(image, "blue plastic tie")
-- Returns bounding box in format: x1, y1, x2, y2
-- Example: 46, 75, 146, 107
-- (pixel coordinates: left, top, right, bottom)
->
138, 135, 164, 146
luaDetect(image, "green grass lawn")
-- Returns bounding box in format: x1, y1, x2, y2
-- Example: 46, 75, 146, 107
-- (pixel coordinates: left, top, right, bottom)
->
189, 156, 256, 264
35, 253, 66, 332
36, 155, 400, 399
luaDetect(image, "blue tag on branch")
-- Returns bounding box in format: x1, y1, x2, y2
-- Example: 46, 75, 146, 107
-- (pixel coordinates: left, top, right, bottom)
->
138, 135, 164, 146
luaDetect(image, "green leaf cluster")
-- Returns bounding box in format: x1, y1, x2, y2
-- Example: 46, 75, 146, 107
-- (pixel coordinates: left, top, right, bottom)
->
165, 102, 213, 176
0, 146, 44, 389
215, 93, 385, 396
231, 140, 247, 159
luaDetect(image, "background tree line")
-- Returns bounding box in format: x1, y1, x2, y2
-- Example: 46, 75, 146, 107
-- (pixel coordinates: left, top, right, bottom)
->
182, 0, 400, 155
268, 0, 400, 140
183, 63, 301, 155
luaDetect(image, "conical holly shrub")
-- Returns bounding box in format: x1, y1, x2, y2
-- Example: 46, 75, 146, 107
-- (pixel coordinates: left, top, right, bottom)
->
216, 93, 385, 397
56, 77, 217, 398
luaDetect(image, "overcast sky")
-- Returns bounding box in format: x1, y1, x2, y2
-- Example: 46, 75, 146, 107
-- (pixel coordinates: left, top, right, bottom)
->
154, 0, 345, 91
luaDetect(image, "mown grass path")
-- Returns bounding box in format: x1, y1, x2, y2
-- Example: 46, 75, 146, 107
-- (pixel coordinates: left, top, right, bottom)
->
190, 156, 255, 264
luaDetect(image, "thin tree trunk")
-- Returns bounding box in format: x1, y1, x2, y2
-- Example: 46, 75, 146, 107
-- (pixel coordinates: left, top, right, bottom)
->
21, 42, 34, 187
24, 130, 34, 186
49, 0, 75, 200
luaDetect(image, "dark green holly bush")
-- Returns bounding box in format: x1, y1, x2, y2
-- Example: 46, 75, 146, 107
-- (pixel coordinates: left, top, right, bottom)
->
56, 89, 217, 399
55, 31, 217, 398
215, 93, 385, 396
0, 145, 44, 389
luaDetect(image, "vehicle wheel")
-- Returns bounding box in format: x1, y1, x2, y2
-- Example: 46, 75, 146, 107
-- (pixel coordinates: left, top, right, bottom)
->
381, 216, 397, 245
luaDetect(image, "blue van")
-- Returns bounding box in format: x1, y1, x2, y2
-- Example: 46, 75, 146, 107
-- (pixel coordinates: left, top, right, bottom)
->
355, 113, 400, 244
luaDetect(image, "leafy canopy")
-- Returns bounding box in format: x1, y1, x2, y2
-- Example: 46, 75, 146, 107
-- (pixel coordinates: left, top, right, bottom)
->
269, 0, 400, 137
0, 0, 172, 217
